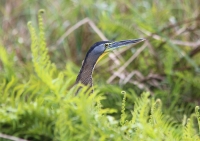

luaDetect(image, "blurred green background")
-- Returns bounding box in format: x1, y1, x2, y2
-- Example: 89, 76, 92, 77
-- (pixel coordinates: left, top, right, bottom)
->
0, 0, 200, 140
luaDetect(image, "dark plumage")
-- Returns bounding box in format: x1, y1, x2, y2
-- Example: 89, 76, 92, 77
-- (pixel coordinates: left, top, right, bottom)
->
75, 38, 145, 93
75, 41, 110, 87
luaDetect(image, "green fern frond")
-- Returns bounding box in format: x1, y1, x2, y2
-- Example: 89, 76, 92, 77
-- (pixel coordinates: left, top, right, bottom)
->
150, 99, 162, 126
120, 91, 127, 126
0, 46, 15, 80
1, 76, 17, 103
183, 117, 198, 141
195, 106, 200, 135
27, 10, 65, 94
131, 92, 150, 125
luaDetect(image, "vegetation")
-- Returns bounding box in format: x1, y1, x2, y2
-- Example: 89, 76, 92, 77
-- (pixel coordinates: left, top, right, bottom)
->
0, 0, 200, 140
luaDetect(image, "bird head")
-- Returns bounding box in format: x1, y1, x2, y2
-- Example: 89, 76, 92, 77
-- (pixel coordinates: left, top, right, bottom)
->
76, 38, 145, 88
83, 38, 145, 65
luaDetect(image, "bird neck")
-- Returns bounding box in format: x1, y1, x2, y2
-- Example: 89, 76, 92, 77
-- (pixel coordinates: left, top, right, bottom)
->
75, 59, 96, 86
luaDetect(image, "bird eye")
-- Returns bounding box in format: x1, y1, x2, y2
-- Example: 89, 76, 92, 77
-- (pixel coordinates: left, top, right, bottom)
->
105, 43, 110, 48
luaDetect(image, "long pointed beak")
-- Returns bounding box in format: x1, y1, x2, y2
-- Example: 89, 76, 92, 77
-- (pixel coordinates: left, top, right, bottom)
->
106, 38, 145, 52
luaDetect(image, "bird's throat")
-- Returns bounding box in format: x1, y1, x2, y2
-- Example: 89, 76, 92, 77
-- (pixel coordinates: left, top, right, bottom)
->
75, 60, 96, 86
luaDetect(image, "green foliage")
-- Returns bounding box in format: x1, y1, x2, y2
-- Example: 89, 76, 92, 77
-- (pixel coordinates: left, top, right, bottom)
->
0, 46, 15, 80
1, 18, 200, 139
28, 10, 63, 95
0, 1, 200, 140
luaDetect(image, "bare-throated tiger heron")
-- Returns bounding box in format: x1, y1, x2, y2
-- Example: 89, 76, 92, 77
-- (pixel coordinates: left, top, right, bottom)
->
75, 38, 145, 92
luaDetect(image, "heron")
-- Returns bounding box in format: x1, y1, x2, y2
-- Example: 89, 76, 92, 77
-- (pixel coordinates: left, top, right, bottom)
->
75, 38, 145, 93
